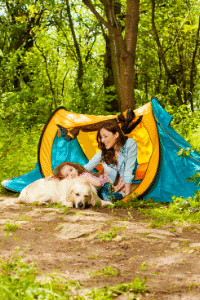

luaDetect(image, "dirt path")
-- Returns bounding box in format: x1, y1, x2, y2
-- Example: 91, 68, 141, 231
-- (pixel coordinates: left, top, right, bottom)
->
0, 195, 200, 299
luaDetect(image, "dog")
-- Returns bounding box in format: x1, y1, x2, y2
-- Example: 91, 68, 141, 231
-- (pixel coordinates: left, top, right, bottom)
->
15, 177, 112, 209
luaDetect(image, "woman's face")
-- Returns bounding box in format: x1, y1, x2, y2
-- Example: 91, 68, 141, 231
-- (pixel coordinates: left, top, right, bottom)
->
100, 128, 119, 150
61, 165, 78, 178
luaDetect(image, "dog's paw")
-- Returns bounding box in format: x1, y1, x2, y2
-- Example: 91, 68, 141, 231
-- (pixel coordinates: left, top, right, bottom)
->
63, 201, 73, 208
14, 199, 20, 204
15, 198, 23, 204
101, 200, 114, 206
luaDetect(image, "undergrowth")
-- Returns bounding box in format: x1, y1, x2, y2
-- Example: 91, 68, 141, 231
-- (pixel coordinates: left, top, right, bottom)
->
0, 125, 41, 194
114, 190, 200, 226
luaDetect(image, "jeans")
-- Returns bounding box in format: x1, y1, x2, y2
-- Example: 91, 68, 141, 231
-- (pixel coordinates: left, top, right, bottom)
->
98, 182, 123, 202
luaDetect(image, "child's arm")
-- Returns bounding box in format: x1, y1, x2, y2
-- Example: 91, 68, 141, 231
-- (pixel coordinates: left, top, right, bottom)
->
80, 172, 107, 187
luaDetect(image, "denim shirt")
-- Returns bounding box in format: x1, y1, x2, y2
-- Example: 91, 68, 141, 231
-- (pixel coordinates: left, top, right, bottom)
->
84, 138, 138, 184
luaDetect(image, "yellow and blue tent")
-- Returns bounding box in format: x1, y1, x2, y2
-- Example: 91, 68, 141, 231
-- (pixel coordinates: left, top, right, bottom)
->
2, 98, 200, 202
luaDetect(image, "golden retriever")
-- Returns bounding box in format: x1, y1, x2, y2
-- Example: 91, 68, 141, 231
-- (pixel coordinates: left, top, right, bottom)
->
15, 177, 112, 209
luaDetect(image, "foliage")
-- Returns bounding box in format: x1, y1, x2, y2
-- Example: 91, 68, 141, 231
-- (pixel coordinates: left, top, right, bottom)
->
187, 171, 200, 187
136, 0, 200, 109
166, 104, 200, 152
0, 124, 41, 194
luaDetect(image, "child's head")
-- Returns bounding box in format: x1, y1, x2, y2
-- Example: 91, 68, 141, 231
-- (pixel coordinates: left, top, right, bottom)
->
53, 162, 86, 180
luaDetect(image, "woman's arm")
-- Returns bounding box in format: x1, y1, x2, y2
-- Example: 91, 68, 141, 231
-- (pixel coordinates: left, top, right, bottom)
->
125, 183, 132, 196
124, 139, 137, 184
84, 150, 102, 171
80, 172, 107, 187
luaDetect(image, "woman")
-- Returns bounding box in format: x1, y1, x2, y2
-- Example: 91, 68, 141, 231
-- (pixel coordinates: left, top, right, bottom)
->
84, 119, 138, 201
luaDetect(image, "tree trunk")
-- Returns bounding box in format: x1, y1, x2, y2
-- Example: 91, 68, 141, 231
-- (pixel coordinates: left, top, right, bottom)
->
188, 16, 200, 112
103, 31, 119, 111
83, 0, 139, 111
151, 0, 183, 106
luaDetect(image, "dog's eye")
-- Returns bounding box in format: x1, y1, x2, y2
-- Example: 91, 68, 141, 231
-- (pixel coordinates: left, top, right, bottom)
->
75, 193, 80, 196
84, 195, 89, 198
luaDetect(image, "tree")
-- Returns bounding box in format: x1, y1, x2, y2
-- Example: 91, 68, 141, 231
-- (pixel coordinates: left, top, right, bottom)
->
151, 0, 200, 110
82, 0, 139, 111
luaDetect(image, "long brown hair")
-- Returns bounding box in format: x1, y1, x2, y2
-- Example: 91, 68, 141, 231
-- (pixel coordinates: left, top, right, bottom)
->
97, 119, 128, 165
53, 162, 86, 180
53, 162, 100, 180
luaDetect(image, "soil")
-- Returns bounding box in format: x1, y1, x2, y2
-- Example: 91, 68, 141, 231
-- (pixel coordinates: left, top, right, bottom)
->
0, 195, 200, 299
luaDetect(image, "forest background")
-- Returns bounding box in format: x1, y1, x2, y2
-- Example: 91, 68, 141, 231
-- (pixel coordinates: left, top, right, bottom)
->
0, 0, 200, 188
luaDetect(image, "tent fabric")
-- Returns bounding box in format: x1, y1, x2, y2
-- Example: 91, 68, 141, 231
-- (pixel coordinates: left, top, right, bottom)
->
1, 98, 200, 203
1, 133, 89, 193
144, 99, 200, 202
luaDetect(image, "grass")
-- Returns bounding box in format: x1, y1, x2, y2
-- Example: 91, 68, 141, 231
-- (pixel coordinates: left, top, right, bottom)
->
112, 189, 200, 227
89, 266, 119, 278
3, 220, 20, 232
88, 275, 148, 299
96, 227, 125, 241
0, 246, 148, 299
140, 262, 147, 271
0, 254, 82, 299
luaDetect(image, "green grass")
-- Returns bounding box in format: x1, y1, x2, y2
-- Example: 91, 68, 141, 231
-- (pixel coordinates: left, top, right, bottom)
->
112, 189, 200, 227
89, 266, 119, 278
0, 246, 148, 299
3, 220, 20, 232
88, 275, 147, 299
140, 191, 200, 226
96, 227, 125, 242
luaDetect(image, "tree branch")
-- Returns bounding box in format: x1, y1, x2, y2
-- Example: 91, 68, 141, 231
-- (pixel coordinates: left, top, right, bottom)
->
82, 0, 118, 35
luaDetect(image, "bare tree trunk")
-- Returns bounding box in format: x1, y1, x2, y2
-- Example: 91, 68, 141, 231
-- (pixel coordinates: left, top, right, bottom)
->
66, 0, 84, 94
188, 16, 200, 112
103, 30, 119, 111
120, 0, 139, 111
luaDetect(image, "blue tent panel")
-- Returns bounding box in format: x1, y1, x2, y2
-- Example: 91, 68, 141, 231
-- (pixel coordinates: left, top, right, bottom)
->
2, 133, 89, 193
144, 99, 200, 202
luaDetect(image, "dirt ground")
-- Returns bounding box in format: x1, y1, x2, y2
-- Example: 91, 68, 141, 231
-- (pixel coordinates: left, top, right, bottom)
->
0, 195, 200, 299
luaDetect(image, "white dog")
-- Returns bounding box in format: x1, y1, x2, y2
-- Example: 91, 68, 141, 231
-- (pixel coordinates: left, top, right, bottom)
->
15, 177, 112, 209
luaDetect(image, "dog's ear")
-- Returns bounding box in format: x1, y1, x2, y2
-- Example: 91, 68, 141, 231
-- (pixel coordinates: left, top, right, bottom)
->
67, 187, 74, 204
89, 184, 101, 207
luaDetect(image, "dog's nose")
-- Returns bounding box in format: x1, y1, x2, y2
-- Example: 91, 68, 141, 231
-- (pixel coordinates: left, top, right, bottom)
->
78, 202, 84, 209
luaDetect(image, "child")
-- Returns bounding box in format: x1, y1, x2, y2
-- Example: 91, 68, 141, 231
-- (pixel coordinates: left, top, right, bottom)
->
52, 162, 107, 187
52, 162, 124, 202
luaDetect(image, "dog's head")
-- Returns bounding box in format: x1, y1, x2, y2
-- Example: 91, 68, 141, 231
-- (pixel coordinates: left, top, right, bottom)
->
68, 182, 100, 209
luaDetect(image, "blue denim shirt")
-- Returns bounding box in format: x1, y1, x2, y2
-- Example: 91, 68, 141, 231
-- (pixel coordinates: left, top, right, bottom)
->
84, 138, 138, 184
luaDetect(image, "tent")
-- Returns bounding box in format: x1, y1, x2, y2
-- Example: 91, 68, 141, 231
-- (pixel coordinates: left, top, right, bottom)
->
2, 98, 200, 202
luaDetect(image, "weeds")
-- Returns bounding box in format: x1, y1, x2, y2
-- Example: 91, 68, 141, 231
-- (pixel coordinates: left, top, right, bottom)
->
96, 227, 125, 241
88, 275, 147, 298
0, 254, 83, 299
3, 220, 20, 232
0, 240, 148, 300
140, 262, 147, 271
35, 227, 41, 231
141, 191, 200, 225
89, 266, 119, 278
